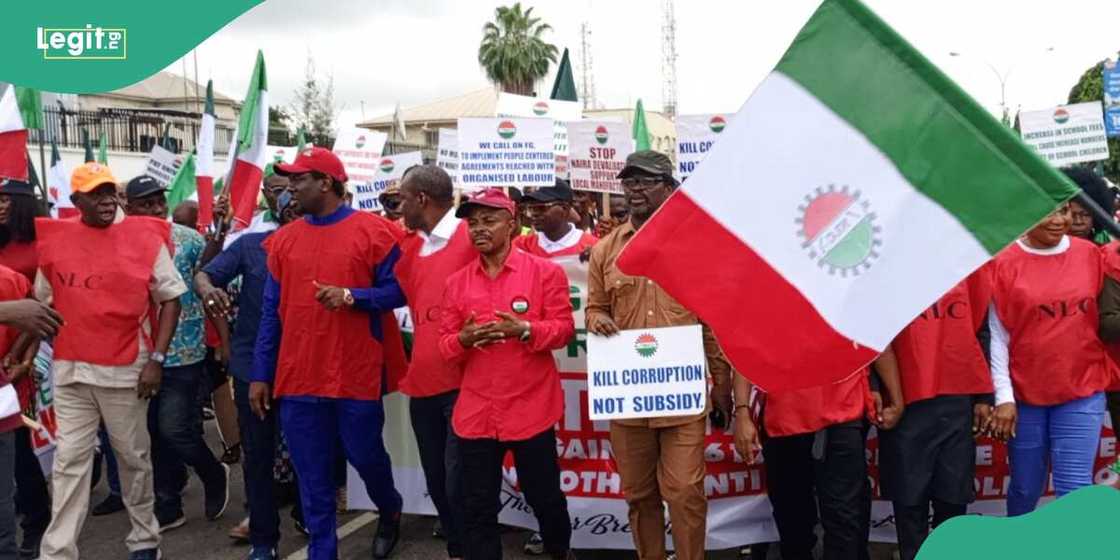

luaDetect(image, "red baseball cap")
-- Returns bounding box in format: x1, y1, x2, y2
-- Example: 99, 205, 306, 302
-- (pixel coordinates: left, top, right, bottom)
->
274, 147, 349, 183
455, 188, 517, 218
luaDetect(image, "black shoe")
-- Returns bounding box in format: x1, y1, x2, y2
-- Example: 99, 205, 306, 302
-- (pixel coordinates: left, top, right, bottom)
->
371, 512, 401, 559
157, 511, 186, 534
18, 535, 41, 560
221, 444, 241, 465
92, 494, 125, 516
431, 519, 444, 539
205, 463, 231, 521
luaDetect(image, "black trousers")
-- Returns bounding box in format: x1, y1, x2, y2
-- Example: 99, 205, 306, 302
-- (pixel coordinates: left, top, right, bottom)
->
762, 421, 870, 560
14, 428, 49, 548
893, 500, 966, 560
410, 390, 463, 558
460, 428, 570, 560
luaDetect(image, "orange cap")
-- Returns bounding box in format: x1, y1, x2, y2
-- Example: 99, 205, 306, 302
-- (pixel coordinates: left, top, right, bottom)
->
70, 162, 117, 194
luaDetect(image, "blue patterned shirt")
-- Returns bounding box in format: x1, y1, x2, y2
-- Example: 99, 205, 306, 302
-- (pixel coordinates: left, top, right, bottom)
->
167, 223, 206, 367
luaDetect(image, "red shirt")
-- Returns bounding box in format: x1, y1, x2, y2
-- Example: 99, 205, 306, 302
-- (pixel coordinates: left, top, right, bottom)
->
396, 220, 477, 397
0, 241, 38, 283
762, 370, 872, 437
513, 229, 598, 258
439, 249, 574, 441
0, 266, 31, 413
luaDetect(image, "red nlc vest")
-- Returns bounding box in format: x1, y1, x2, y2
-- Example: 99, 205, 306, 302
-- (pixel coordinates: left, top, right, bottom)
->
395, 221, 476, 397
36, 216, 170, 366
1099, 240, 1120, 390
992, 238, 1113, 406
893, 269, 994, 405
265, 211, 405, 400
762, 370, 873, 438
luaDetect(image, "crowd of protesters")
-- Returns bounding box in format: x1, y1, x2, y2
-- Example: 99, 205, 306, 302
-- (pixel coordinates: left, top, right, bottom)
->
0, 147, 1116, 560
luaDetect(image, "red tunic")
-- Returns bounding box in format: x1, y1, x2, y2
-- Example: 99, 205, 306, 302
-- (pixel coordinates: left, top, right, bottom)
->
1098, 241, 1120, 390
0, 241, 38, 283
36, 217, 169, 366
762, 370, 872, 437
264, 211, 401, 400
892, 269, 994, 405
991, 238, 1112, 406
395, 221, 476, 397
0, 267, 31, 410
513, 230, 598, 259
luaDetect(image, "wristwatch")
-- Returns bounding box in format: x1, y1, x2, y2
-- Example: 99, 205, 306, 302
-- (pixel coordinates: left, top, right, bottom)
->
343, 289, 356, 306
518, 322, 531, 342
149, 351, 167, 365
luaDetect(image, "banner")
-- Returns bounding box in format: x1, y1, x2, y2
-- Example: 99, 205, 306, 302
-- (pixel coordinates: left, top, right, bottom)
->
31, 341, 57, 475
587, 326, 706, 421
456, 117, 554, 189
352, 151, 423, 212
332, 127, 389, 188
144, 145, 181, 187
567, 121, 631, 194
436, 128, 462, 190
1019, 102, 1111, 166
496, 93, 582, 179
1105, 60, 1120, 138
348, 258, 1120, 549
675, 114, 730, 182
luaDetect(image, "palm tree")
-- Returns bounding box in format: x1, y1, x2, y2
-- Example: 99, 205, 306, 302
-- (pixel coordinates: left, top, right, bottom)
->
478, 3, 558, 96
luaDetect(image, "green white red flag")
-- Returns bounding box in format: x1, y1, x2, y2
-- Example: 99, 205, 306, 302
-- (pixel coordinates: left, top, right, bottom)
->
0, 85, 41, 181
227, 51, 269, 229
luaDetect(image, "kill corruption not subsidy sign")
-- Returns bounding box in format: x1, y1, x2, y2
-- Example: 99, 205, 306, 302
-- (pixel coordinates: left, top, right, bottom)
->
586, 325, 707, 420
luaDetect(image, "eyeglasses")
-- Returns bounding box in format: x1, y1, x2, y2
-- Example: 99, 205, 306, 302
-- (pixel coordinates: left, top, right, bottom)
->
620, 177, 668, 191
381, 198, 401, 211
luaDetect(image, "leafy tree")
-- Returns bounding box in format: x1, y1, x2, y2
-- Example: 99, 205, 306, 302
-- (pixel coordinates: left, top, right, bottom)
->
289, 54, 337, 148
478, 3, 558, 95
268, 105, 292, 145
1067, 60, 1119, 184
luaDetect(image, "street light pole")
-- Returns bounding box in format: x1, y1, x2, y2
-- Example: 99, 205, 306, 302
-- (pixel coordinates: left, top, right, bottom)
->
949, 47, 1054, 125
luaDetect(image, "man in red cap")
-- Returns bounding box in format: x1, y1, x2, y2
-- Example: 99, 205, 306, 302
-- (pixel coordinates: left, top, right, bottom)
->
439, 188, 575, 560
248, 147, 406, 560
37, 162, 184, 560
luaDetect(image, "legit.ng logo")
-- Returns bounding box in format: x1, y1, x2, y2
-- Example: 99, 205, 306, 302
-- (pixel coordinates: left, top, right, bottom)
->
37, 25, 126, 60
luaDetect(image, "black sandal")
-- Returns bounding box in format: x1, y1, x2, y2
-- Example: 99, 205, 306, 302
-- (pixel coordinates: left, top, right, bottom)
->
220, 443, 241, 465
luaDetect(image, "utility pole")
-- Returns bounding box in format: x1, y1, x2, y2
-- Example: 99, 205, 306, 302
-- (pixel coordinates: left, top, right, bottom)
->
661, 0, 679, 119
578, 22, 598, 110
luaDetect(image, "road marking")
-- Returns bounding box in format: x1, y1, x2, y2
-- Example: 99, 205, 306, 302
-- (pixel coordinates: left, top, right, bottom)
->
282, 512, 378, 560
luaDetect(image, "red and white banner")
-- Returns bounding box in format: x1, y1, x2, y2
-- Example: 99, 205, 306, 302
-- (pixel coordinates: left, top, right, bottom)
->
350, 259, 1120, 548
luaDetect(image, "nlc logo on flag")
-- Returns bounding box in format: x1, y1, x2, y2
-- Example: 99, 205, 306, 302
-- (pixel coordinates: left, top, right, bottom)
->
37, 25, 126, 60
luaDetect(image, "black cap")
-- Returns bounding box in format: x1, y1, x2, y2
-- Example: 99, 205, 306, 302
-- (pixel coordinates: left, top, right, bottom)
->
617, 150, 677, 185
0, 178, 35, 197
523, 179, 574, 203
125, 175, 165, 200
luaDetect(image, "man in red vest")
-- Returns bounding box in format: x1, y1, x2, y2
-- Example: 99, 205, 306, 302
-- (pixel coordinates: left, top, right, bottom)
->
249, 148, 405, 560
395, 165, 475, 560
37, 162, 185, 560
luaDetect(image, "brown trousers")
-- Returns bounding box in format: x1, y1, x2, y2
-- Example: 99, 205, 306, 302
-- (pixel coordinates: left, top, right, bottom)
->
610, 418, 707, 560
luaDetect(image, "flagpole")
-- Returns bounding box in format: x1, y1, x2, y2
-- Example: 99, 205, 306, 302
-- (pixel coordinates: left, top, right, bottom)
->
37, 133, 48, 213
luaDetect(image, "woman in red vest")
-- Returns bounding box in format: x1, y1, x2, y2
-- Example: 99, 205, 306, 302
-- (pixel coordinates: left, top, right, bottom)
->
988, 202, 1111, 516
878, 269, 993, 560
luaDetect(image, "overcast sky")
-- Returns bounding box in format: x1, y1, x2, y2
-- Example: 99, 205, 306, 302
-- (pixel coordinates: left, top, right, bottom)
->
169, 0, 1120, 130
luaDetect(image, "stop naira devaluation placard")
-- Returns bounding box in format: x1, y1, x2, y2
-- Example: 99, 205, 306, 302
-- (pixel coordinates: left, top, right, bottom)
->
1019, 102, 1111, 167
456, 117, 555, 188
568, 120, 632, 194
586, 325, 707, 421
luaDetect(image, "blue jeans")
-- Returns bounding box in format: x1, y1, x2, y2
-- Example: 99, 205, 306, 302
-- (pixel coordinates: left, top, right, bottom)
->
1007, 392, 1105, 516
233, 379, 280, 548
280, 397, 402, 560
147, 362, 226, 519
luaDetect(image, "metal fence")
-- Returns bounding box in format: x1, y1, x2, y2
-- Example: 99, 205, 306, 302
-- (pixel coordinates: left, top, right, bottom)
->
28, 106, 235, 155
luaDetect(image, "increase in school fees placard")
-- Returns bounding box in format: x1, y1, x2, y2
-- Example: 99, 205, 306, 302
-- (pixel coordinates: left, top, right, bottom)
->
586, 325, 706, 420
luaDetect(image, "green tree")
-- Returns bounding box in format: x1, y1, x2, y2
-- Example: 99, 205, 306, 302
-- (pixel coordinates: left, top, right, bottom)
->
289, 54, 337, 148
1068, 60, 1119, 184
478, 3, 558, 96
268, 105, 292, 145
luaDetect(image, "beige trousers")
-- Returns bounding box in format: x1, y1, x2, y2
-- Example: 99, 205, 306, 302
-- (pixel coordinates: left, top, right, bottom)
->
40, 383, 160, 560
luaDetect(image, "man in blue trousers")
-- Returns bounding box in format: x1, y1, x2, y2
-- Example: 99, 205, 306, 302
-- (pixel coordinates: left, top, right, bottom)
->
249, 147, 406, 560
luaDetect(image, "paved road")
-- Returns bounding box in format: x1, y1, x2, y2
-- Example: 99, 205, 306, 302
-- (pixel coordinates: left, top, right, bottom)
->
70, 424, 897, 559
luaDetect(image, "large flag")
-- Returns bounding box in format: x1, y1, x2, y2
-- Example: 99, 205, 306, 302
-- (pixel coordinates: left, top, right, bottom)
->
226, 50, 269, 229
165, 152, 197, 212
0, 85, 41, 181
47, 139, 76, 218
616, 0, 1077, 393
97, 131, 108, 164
632, 99, 650, 151
195, 80, 217, 231
550, 48, 578, 102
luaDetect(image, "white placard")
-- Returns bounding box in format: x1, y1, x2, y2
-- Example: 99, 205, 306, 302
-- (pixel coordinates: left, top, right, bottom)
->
352, 151, 424, 212
456, 117, 555, 189
332, 127, 389, 187
144, 145, 180, 187
496, 93, 582, 179
567, 120, 633, 194
586, 325, 707, 420
1019, 102, 1111, 167
266, 144, 309, 165
675, 114, 730, 181
435, 128, 463, 190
